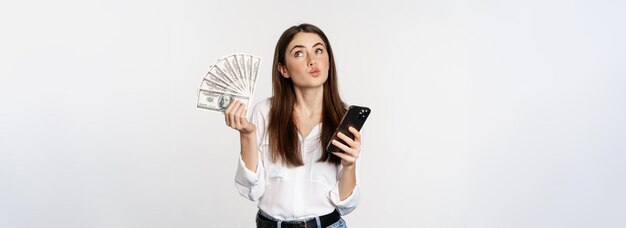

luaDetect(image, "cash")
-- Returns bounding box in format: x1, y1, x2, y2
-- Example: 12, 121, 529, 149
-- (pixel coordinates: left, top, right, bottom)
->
197, 53, 261, 114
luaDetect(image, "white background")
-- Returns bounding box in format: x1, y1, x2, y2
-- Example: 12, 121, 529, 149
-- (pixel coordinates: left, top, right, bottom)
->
1, 0, 625, 227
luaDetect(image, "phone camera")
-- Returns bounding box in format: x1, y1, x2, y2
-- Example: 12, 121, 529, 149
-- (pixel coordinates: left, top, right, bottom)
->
358, 108, 369, 120
359, 113, 368, 120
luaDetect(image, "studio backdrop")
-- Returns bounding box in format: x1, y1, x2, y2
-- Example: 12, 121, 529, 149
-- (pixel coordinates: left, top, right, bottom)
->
1, 0, 624, 227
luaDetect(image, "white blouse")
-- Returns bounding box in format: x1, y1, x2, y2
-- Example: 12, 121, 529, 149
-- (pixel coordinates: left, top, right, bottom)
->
234, 98, 362, 220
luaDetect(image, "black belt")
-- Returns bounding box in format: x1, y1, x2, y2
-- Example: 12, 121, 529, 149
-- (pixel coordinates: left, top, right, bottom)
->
256, 209, 341, 228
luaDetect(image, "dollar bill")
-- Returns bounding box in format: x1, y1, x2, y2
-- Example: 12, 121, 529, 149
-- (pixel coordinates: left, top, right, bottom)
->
215, 56, 247, 94
231, 54, 248, 92
250, 55, 261, 96
197, 89, 249, 113
235, 53, 249, 94
200, 78, 240, 95
208, 64, 246, 95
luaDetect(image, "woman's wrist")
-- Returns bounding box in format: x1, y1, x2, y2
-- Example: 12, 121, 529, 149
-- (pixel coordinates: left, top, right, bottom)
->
240, 131, 255, 139
342, 163, 356, 170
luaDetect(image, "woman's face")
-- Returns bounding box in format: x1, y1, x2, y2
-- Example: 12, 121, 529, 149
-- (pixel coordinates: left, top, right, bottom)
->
280, 32, 330, 89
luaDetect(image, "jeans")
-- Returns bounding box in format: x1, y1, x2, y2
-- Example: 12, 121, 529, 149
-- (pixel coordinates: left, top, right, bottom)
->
327, 218, 347, 228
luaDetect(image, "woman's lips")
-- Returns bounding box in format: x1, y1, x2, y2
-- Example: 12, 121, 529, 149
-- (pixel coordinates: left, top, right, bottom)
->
309, 68, 320, 77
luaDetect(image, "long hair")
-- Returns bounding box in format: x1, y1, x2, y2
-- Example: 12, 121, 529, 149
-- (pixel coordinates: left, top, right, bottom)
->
267, 23, 346, 167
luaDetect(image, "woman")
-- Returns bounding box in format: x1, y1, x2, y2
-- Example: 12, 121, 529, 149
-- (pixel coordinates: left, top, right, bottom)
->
224, 23, 362, 228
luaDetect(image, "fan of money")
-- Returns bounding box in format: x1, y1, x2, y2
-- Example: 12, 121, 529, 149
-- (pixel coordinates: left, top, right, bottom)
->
197, 53, 261, 114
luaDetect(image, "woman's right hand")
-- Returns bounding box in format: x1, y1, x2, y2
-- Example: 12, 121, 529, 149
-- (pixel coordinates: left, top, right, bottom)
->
224, 100, 256, 135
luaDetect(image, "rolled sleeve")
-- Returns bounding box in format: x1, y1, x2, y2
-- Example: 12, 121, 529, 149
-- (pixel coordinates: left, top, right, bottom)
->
234, 153, 265, 201
328, 181, 361, 215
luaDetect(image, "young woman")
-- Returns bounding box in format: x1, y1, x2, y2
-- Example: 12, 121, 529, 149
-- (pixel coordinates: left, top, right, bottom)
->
224, 23, 362, 228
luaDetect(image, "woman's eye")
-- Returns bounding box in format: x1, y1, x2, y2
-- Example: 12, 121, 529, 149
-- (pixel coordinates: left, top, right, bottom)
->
315, 49, 323, 54
294, 51, 303, 57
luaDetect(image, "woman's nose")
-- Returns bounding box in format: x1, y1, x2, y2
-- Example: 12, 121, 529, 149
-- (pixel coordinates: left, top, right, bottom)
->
307, 51, 317, 66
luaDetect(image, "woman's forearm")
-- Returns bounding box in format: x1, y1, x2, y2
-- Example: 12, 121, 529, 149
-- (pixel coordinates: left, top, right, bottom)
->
240, 132, 258, 172
338, 164, 357, 200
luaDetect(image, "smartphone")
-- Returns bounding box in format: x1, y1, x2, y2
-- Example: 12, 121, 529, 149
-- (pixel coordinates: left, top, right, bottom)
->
326, 105, 371, 153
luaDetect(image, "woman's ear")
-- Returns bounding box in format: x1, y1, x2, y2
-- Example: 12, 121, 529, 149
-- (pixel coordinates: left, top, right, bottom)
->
278, 64, 290, 78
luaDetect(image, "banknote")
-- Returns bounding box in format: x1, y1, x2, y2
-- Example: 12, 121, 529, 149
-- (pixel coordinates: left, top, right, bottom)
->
200, 78, 239, 95
249, 55, 261, 96
197, 89, 249, 112
213, 60, 247, 95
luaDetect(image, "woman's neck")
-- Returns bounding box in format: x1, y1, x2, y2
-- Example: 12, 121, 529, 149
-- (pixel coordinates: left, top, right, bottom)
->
293, 86, 323, 117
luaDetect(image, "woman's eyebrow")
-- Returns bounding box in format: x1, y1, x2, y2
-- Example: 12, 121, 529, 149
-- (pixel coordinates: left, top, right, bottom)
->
290, 43, 326, 53
312, 42, 325, 48
290, 45, 304, 53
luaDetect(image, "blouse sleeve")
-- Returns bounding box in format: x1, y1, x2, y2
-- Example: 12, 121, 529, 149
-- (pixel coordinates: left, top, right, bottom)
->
234, 101, 267, 201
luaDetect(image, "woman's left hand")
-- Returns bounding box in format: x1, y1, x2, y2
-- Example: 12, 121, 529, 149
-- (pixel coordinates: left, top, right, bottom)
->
331, 127, 361, 167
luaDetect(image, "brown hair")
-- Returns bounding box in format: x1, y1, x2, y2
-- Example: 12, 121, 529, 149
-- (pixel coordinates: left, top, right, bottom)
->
267, 23, 346, 167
